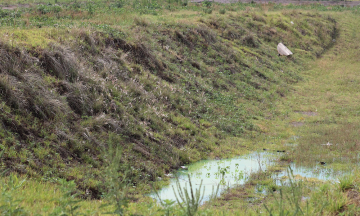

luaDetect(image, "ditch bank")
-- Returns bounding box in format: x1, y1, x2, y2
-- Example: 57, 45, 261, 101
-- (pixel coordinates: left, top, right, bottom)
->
0, 6, 337, 197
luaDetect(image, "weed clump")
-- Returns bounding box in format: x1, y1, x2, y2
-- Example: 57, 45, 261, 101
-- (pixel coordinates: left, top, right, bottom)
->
242, 33, 260, 48
339, 175, 355, 192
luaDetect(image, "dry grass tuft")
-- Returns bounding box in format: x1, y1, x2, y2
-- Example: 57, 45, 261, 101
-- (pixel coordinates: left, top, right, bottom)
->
134, 16, 150, 27
41, 45, 79, 82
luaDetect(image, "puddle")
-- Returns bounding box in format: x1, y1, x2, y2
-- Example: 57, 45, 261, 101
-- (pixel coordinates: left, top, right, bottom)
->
283, 143, 298, 147
274, 163, 345, 183
150, 152, 273, 203
290, 136, 300, 141
151, 152, 347, 203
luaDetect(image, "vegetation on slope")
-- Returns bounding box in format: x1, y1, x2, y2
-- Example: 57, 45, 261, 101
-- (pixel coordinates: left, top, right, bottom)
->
0, 0, 338, 206
205, 11, 360, 215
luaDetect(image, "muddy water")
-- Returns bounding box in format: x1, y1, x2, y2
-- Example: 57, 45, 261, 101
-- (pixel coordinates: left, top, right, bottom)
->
151, 152, 345, 203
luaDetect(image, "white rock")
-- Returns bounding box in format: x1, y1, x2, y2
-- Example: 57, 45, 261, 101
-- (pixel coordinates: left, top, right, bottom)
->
277, 43, 293, 56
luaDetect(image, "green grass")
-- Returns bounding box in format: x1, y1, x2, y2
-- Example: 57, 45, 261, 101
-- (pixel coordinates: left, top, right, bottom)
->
0, 174, 104, 215
0, 0, 336, 193
0, 0, 359, 215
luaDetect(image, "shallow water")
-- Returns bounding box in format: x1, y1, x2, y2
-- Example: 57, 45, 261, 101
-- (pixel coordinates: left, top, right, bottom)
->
275, 164, 343, 182
150, 152, 346, 203
151, 152, 272, 203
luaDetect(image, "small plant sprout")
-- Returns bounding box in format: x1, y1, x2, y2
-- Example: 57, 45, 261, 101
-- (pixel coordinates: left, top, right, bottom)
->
101, 133, 131, 215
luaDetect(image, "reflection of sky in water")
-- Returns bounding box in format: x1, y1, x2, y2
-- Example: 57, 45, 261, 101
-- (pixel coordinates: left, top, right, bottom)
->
150, 152, 347, 203
274, 163, 345, 185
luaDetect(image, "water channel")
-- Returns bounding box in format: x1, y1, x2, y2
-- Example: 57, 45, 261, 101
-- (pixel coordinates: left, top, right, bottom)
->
150, 151, 346, 203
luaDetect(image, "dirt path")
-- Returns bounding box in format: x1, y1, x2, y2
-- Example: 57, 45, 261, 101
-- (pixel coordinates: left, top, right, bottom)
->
191, 0, 360, 7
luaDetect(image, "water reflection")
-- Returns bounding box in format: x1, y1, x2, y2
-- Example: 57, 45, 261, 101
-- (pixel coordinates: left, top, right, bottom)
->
274, 164, 345, 183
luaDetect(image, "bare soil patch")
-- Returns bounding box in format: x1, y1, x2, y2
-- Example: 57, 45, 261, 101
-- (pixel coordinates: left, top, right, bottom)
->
290, 121, 305, 127
347, 190, 360, 207
295, 111, 318, 116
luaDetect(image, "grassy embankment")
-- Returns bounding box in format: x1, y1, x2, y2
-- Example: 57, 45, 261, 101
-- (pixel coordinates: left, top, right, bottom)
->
0, 0, 357, 215
205, 11, 360, 216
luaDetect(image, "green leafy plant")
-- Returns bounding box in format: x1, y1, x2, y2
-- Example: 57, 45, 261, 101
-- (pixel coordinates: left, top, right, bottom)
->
0, 150, 8, 176
203, 0, 212, 8
203, 8, 212, 14
87, 3, 95, 16
181, 0, 188, 6
172, 174, 205, 216
114, 0, 127, 8
217, 166, 230, 185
